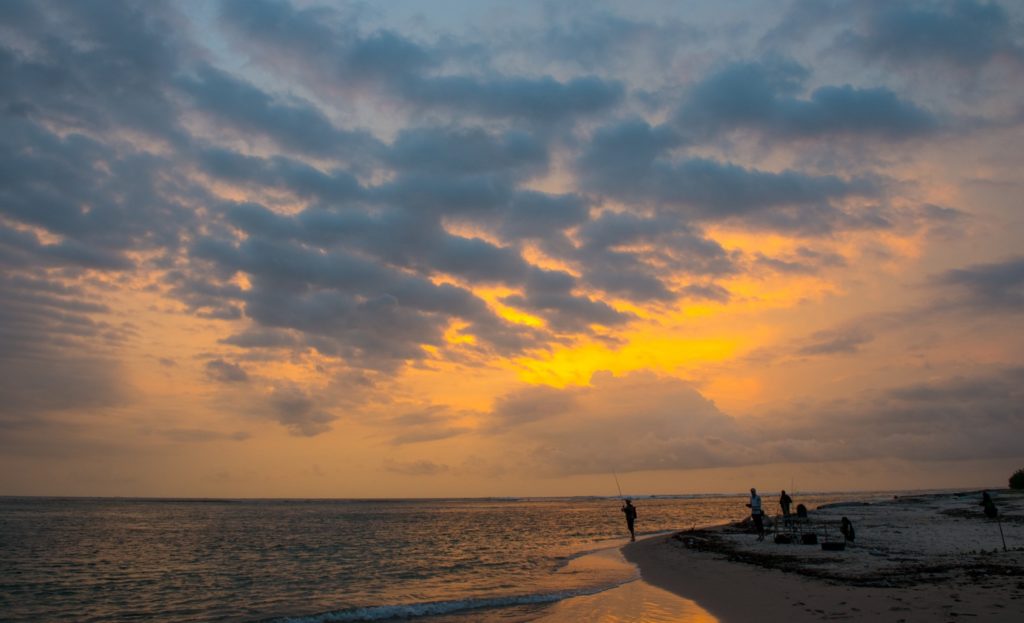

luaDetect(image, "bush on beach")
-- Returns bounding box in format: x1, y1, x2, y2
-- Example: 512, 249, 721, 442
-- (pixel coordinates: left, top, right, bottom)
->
1011, 468, 1024, 490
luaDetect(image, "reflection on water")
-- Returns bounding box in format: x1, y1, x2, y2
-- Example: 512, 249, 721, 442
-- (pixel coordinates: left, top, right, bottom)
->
0, 493, 891, 622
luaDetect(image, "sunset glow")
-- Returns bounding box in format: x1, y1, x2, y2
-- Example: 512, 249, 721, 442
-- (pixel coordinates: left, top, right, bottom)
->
2, 0, 1023, 498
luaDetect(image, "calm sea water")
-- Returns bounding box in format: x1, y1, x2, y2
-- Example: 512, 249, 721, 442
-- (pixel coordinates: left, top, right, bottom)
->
0, 492, 893, 622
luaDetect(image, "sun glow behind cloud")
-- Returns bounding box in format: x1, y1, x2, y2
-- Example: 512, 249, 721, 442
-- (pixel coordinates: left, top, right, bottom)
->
1, 0, 1022, 497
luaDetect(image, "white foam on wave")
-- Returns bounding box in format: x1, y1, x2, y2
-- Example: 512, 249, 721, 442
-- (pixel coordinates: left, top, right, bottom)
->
274, 532, 646, 622
274, 579, 635, 622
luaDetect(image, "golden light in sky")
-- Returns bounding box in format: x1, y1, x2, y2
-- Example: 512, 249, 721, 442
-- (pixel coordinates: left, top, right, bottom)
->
2, 0, 1023, 498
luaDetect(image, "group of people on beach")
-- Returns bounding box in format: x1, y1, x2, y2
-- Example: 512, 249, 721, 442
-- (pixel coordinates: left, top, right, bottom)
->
620, 489, 1002, 544
746, 487, 802, 541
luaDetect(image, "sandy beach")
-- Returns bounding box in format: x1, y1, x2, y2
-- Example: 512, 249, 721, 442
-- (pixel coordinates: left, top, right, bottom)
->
623, 490, 1024, 622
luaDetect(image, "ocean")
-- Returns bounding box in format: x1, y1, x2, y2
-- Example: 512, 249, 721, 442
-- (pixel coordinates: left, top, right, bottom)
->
0, 492, 891, 622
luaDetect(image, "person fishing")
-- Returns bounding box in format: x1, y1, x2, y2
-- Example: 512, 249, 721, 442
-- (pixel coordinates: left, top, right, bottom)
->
622, 498, 637, 542
979, 490, 1007, 551
746, 487, 765, 541
980, 490, 998, 519
840, 517, 856, 542
779, 490, 793, 518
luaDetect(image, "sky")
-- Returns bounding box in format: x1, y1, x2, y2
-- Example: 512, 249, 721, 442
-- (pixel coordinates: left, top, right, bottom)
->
1, 0, 1023, 498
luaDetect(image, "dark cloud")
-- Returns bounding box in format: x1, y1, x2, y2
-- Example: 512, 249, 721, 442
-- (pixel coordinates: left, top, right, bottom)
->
494, 191, 591, 241
572, 211, 736, 301
501, 269, 634, 333
755, 247, 847, 275
489, 385, 576, 431
198, 149, 364, 204
934, 256, 1024, 310
384, 406, 470, 445
401, 74, 624, 123
160, 428, 250, 443
680, 283, 731, 303
0, 273, 130, 427
761, 367, 1024, 464
219, 0, 435, 86
491, 368, 1024, 476
578, 124, 881, 232
383, 459, 450, 476
797, 326, 874, 356
0, 0, 188, 144
0, 118, 197, 261
840, 0, 1023, 69
538, 7, 701, 72
677, 60, 937, 141
268, 385, 338, 437
489, 373, 749, 475
178, 65, 383, 160
219, 0, 624, 123
205, 359, 249, 383
386, 126, 547, 177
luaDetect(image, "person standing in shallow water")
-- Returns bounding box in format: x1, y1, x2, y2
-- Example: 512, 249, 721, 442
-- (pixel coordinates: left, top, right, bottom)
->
622, 498, 637, 542
747, 488, 765, 541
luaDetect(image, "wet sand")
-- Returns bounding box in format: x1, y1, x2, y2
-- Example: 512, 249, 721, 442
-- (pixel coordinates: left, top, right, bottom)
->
623, 490, 1024, 622
535, 542, 719, 622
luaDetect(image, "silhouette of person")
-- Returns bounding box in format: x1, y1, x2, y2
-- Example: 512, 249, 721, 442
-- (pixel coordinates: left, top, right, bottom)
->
779, 490, 793, 518
746, 488, 765, 541
980, 491, 998, 519
622, 498, 637, 542
840, 516, 855, 542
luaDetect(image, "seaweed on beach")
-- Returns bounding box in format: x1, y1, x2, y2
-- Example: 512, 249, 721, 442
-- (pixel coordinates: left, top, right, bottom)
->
667, 526, 1024, 589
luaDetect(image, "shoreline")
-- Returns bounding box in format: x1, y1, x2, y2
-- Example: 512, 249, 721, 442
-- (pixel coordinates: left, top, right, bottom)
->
623, 489, 1024, 622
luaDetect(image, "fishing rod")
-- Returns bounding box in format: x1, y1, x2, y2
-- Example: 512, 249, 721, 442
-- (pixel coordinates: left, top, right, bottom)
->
612, 469, 624, 499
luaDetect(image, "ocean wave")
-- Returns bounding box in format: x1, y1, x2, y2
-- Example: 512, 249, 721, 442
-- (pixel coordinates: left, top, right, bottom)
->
271, 583, 632, 622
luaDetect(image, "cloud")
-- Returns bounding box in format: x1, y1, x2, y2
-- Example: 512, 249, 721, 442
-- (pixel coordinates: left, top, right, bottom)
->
400, 74, 625, 123
933, 256, 1024, 311
205, 359, 249, 383
268, 384, 338, 437
488, 367, 1024, 476
501, 269, 634, 333
677, 60, 937, 142
383, 459, 450, 476
386, 126, 548, 177
178, 65, 383, 160
761, 367, 1024, 464
0, 273, 129, 425
219, 0, 624, 123
160, 428, 250, 443
840, 0, 1024, 69
754, 248, 847, 275
384, 406, 470, 445
0, 0, 189, 144
577, 124, 882, 232
490, 373, 748, 475
680, 283, 731, 302
797, 326, 874, 356
198, 149, 364, 204
489, 385, 576, 431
